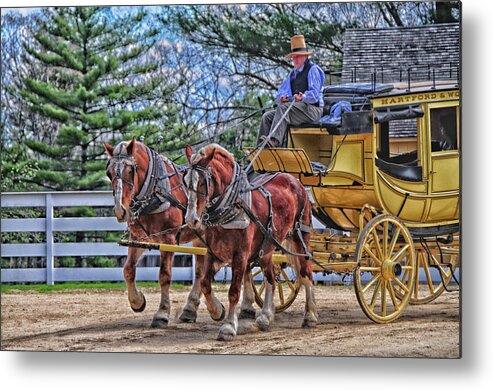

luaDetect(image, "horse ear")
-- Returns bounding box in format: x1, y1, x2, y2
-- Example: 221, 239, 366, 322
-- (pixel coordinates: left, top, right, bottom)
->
200, 147, 216, 167
185, 144, 193, 162
126, 138, 136, 156
104, 143, 114, 157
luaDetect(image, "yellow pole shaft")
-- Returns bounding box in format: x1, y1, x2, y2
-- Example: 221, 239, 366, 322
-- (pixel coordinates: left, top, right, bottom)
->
119, 240, 207, 256
158, 243, 207, 256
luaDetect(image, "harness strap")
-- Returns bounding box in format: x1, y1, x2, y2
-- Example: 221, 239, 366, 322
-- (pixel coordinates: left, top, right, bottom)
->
159, 190, 187, 213
236, 196, 311, 259
130, 148, 187, 217
202, 162, 248, 227
171, 161, 189, 202
237, 184, 333, 272
135, 146, 155, 201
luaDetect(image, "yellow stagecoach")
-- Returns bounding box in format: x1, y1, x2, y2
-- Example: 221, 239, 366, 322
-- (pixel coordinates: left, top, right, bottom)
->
247, 80, 460, 323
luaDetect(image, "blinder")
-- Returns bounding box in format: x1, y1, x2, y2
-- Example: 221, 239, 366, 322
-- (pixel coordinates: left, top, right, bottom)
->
106, 153, 137, 188
186, 164, 213, 199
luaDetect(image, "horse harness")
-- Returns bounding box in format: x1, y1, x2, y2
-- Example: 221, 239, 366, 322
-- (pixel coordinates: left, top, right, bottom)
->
188, 161, 250, 228
106, 145, 188, 235
188, 163, 313, 264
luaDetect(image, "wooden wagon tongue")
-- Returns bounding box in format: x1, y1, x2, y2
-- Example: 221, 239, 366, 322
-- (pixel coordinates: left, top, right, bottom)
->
119, 239, 207, 256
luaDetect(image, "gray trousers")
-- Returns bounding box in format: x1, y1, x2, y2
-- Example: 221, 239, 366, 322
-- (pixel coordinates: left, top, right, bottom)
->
257, 102, 323, 146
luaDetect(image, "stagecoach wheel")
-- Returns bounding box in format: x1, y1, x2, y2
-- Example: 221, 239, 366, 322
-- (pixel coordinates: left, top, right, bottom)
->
251, 262, 300, 313
354, 214, 416, 324
395, 250, 458, 305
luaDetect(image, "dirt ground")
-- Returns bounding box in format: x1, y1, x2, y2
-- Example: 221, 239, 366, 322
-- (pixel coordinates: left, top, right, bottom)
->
0, 284, 460, 358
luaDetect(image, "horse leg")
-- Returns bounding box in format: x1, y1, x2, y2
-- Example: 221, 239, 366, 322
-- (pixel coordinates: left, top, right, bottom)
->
200, 255, 226, 322
300, 263, 318, 328
178, 254, 203, 323
290, 240, 318, 328
151, 250, 174, 328
239, 262, 257, 320
124, 247, 147, 312
218, 255, 247, 341
298, 196, 317, 328
255, 258, 276, 331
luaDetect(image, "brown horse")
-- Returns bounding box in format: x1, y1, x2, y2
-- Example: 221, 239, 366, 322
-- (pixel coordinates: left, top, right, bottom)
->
104, 139, 207, 327
184, 144, 317, 341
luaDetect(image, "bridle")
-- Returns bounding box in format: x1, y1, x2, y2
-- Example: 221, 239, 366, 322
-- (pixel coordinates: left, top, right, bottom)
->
106, 153, 137, 218
107, 145, 188, 221
185, 161, 246, 227
106, 153, 137, 200
186, 164, 213, 199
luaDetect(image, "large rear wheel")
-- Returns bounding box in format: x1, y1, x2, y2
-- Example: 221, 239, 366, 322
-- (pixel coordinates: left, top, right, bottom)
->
402, 249, 458, 305
354, 214, 416, 323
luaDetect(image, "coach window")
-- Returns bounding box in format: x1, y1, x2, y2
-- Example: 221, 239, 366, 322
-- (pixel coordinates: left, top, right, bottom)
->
374, 104, 424, 182
378, 118, 419, 165
430, 106, 458, 152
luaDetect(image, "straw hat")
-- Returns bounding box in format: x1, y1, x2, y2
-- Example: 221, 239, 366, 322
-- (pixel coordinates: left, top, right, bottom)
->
286, 35, 314, 58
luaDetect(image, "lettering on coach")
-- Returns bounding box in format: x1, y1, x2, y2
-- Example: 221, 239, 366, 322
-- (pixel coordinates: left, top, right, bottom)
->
374, 90, 460, 107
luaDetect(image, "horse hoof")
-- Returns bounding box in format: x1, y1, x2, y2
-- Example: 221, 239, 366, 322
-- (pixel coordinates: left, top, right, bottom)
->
131, 295, 146, 313
217, 332, 235, 342
217, 324, 236, 341
255, 314, 271, 332
239, 308, 256, 320
179, 309, 197, 323
151, 316, 169, 329
301, 318, 317, 329
211, 303, 226, 322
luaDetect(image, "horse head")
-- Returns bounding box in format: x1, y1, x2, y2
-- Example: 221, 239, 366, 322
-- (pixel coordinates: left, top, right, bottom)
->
184, 143, 234, 229
104, 138, 149, 223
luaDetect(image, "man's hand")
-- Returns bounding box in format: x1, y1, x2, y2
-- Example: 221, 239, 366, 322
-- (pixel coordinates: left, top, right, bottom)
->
294, 92, 304, 102
280, 95, 289, 103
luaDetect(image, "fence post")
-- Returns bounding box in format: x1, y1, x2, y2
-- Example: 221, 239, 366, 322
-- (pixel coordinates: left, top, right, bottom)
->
46, 193, 54, 285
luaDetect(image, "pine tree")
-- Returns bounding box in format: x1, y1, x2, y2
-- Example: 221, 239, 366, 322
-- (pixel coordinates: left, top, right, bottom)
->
20, 6, 180, 191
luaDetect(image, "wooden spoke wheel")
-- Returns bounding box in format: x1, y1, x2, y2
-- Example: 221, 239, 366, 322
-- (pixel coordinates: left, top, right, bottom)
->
251, 262, 300, 313
396, 250, 458, 305
354, 214, 416, 324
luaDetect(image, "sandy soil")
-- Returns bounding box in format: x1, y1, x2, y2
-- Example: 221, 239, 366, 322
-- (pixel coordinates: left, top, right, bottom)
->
1, 284, 460, 357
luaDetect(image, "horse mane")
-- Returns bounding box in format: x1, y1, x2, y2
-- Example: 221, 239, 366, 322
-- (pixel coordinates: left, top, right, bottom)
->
113, 140, 131, 156
191, 143, 233, 165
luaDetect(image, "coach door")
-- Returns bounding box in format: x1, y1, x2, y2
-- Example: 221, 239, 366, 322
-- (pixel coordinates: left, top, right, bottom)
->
425, 100, 460, 221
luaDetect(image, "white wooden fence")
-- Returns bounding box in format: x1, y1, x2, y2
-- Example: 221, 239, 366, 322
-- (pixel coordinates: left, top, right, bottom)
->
1, 191, 199, 285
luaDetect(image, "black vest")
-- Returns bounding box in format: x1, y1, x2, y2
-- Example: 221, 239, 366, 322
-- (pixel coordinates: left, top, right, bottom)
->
290, 60, 312, 95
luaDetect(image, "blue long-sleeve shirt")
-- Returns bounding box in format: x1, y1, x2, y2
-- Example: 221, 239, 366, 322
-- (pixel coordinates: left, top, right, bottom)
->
276, 61, 325, 107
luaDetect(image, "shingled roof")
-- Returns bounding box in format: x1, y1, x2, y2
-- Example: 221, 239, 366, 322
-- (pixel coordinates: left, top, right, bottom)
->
342, 23, 460, 84
340, 23, 460, 138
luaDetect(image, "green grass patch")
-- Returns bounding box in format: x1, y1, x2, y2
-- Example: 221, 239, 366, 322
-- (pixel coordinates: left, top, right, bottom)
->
0, 281, 191, 294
